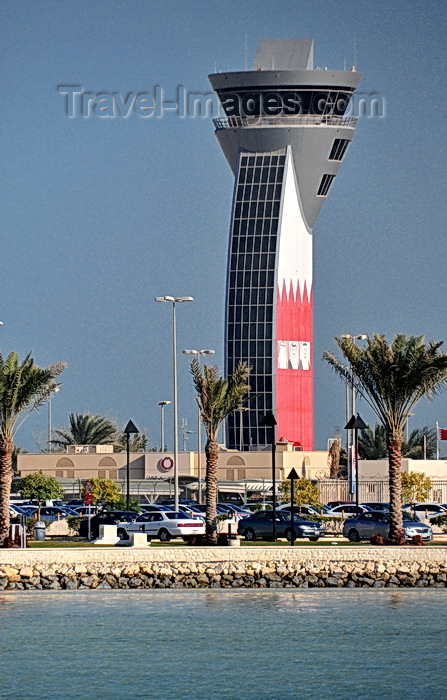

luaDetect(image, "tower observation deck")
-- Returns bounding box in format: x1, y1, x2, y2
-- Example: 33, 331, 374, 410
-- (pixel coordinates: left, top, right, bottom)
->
209, 39, 361, 451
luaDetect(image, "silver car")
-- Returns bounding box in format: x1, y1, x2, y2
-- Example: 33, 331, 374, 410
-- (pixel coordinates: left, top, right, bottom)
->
237, 510, 325, 542
343, 511, 433, 542
402, 502, 446, 520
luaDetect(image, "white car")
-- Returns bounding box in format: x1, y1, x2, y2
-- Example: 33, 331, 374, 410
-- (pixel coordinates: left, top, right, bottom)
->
402, 502, 447, 521
72, 505, 98, 518
322, 504, 372, 518
122, 510, 205, 543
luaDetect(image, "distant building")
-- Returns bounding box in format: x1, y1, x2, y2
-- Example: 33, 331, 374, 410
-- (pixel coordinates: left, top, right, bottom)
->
209, 38, 361, 450
16, 444, 330, 500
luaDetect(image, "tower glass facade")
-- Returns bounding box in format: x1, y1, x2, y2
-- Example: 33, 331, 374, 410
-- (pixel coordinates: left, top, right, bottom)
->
226, 150, 285, 449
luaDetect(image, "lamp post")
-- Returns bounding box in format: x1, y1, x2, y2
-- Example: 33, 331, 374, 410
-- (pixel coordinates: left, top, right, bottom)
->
344, 413, 367, 514
183, 348, 215, 503
181, 417, 196, 451
287, 468, 300, 546
237, 403, 250, 452
48, 386, 59, 452
341, 334, 367, 498
404, 412, 414, 442
157, 400, 171, 452
123, 419, 139, 511
155, 295, 194, 511
261, 410, 277, 540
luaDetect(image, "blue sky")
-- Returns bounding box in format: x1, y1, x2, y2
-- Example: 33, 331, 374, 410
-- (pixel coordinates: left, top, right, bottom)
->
1, 0, 447, 453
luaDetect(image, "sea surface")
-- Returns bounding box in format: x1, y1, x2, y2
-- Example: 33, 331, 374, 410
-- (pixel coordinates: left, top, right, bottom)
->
0, 589, 446, 699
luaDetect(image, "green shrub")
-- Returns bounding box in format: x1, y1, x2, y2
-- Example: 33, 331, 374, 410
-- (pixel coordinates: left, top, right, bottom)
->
430, 514, 447, 532
67, 516, 83, 533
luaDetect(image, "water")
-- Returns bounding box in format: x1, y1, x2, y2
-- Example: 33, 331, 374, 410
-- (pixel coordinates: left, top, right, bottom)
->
0, 589, 446, 699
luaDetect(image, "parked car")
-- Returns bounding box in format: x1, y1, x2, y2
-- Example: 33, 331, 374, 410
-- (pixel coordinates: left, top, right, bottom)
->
139, 504, 173, 512
217, 503, 251, 519
9, 504, 35, 517
37, 506, 77, 522
79, 511, 139, 539
322, 504, 372, 518
360, 502, 390, 512
176, 505, 205, 521
277, 503, 324, 516
342, 511, 433, 542
122, 510, 205, 543
72, 505, 98, 517
159, 498, 198, 507
402, 503, 447, 520
237, 510, 325, 542
326, 500, 355, 509
193, 503, 229, 516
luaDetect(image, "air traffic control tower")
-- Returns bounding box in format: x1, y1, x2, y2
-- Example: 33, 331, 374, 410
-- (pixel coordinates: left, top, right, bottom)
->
209, 39, 361, 451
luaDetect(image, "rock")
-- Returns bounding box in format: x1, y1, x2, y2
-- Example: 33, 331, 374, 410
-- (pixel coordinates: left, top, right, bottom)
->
265, 573, 281, 582
129, 577, 142, 587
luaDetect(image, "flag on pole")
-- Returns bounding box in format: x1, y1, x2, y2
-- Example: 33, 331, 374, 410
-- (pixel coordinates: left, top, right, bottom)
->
437, 427, 447, 441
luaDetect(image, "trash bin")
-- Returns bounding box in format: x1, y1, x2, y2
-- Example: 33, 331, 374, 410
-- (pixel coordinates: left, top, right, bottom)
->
34, 521, 46, 541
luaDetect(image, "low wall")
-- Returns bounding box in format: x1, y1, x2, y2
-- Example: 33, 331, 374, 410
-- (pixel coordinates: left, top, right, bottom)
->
1, 546, 446, 589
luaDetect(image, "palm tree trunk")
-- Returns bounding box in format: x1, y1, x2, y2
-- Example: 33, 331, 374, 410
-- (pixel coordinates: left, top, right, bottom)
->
386, 430, 404, 543
205, 438, 219, 545
0, 438, 13, 546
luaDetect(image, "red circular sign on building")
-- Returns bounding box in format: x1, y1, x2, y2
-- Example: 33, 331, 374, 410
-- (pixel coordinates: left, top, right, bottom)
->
159, 456, 174, 472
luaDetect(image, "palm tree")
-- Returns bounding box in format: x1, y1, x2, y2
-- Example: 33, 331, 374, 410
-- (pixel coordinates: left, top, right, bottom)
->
190, 359, 250, 545
358, 423, 387, 460
51, 413, 116, 448
403, 427, 436, 460
0, 351, 66, 546
114, 432, 149, 453
324, 334, 447, 543
359, 423, 437, 460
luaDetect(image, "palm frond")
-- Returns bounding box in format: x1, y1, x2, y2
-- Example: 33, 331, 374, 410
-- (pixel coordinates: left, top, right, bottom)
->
0, 352, 66, 440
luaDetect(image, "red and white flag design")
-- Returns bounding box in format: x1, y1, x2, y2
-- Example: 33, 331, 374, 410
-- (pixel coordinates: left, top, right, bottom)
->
438, 427, 447, 441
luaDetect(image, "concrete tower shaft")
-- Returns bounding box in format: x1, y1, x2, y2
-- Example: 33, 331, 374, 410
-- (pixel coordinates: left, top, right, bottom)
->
209, 40, 361, 451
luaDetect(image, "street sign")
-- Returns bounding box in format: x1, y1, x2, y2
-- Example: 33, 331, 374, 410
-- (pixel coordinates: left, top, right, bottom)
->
84, 480, 93, 506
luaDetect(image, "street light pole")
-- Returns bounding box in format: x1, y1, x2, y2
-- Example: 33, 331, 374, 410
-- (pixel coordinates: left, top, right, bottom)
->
48, 386, 59, 453
261, 410, 277, 541
157, 400, 171, 452
123, 419, 139, 511
341, 334, 367, 499
155, 296, 194, 511
183, 348, 215, 504
237, 403, 249, 452
345, 413, 367, 513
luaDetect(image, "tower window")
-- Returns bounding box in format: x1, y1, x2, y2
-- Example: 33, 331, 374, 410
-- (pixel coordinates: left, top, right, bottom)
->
329, 139, 349, 161
317, 174, 335, 197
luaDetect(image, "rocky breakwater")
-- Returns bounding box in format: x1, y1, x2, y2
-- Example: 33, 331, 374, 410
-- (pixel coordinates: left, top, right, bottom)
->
1, 548, 447, 589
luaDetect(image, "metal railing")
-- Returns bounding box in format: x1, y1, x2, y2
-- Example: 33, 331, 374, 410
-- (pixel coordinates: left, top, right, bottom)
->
317, 479, 447, 505
213, 115, 357, 130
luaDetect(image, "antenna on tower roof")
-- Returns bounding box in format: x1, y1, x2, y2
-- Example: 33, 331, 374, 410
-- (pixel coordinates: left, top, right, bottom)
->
353, 35, 357, 69
245, 32, 248, 70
